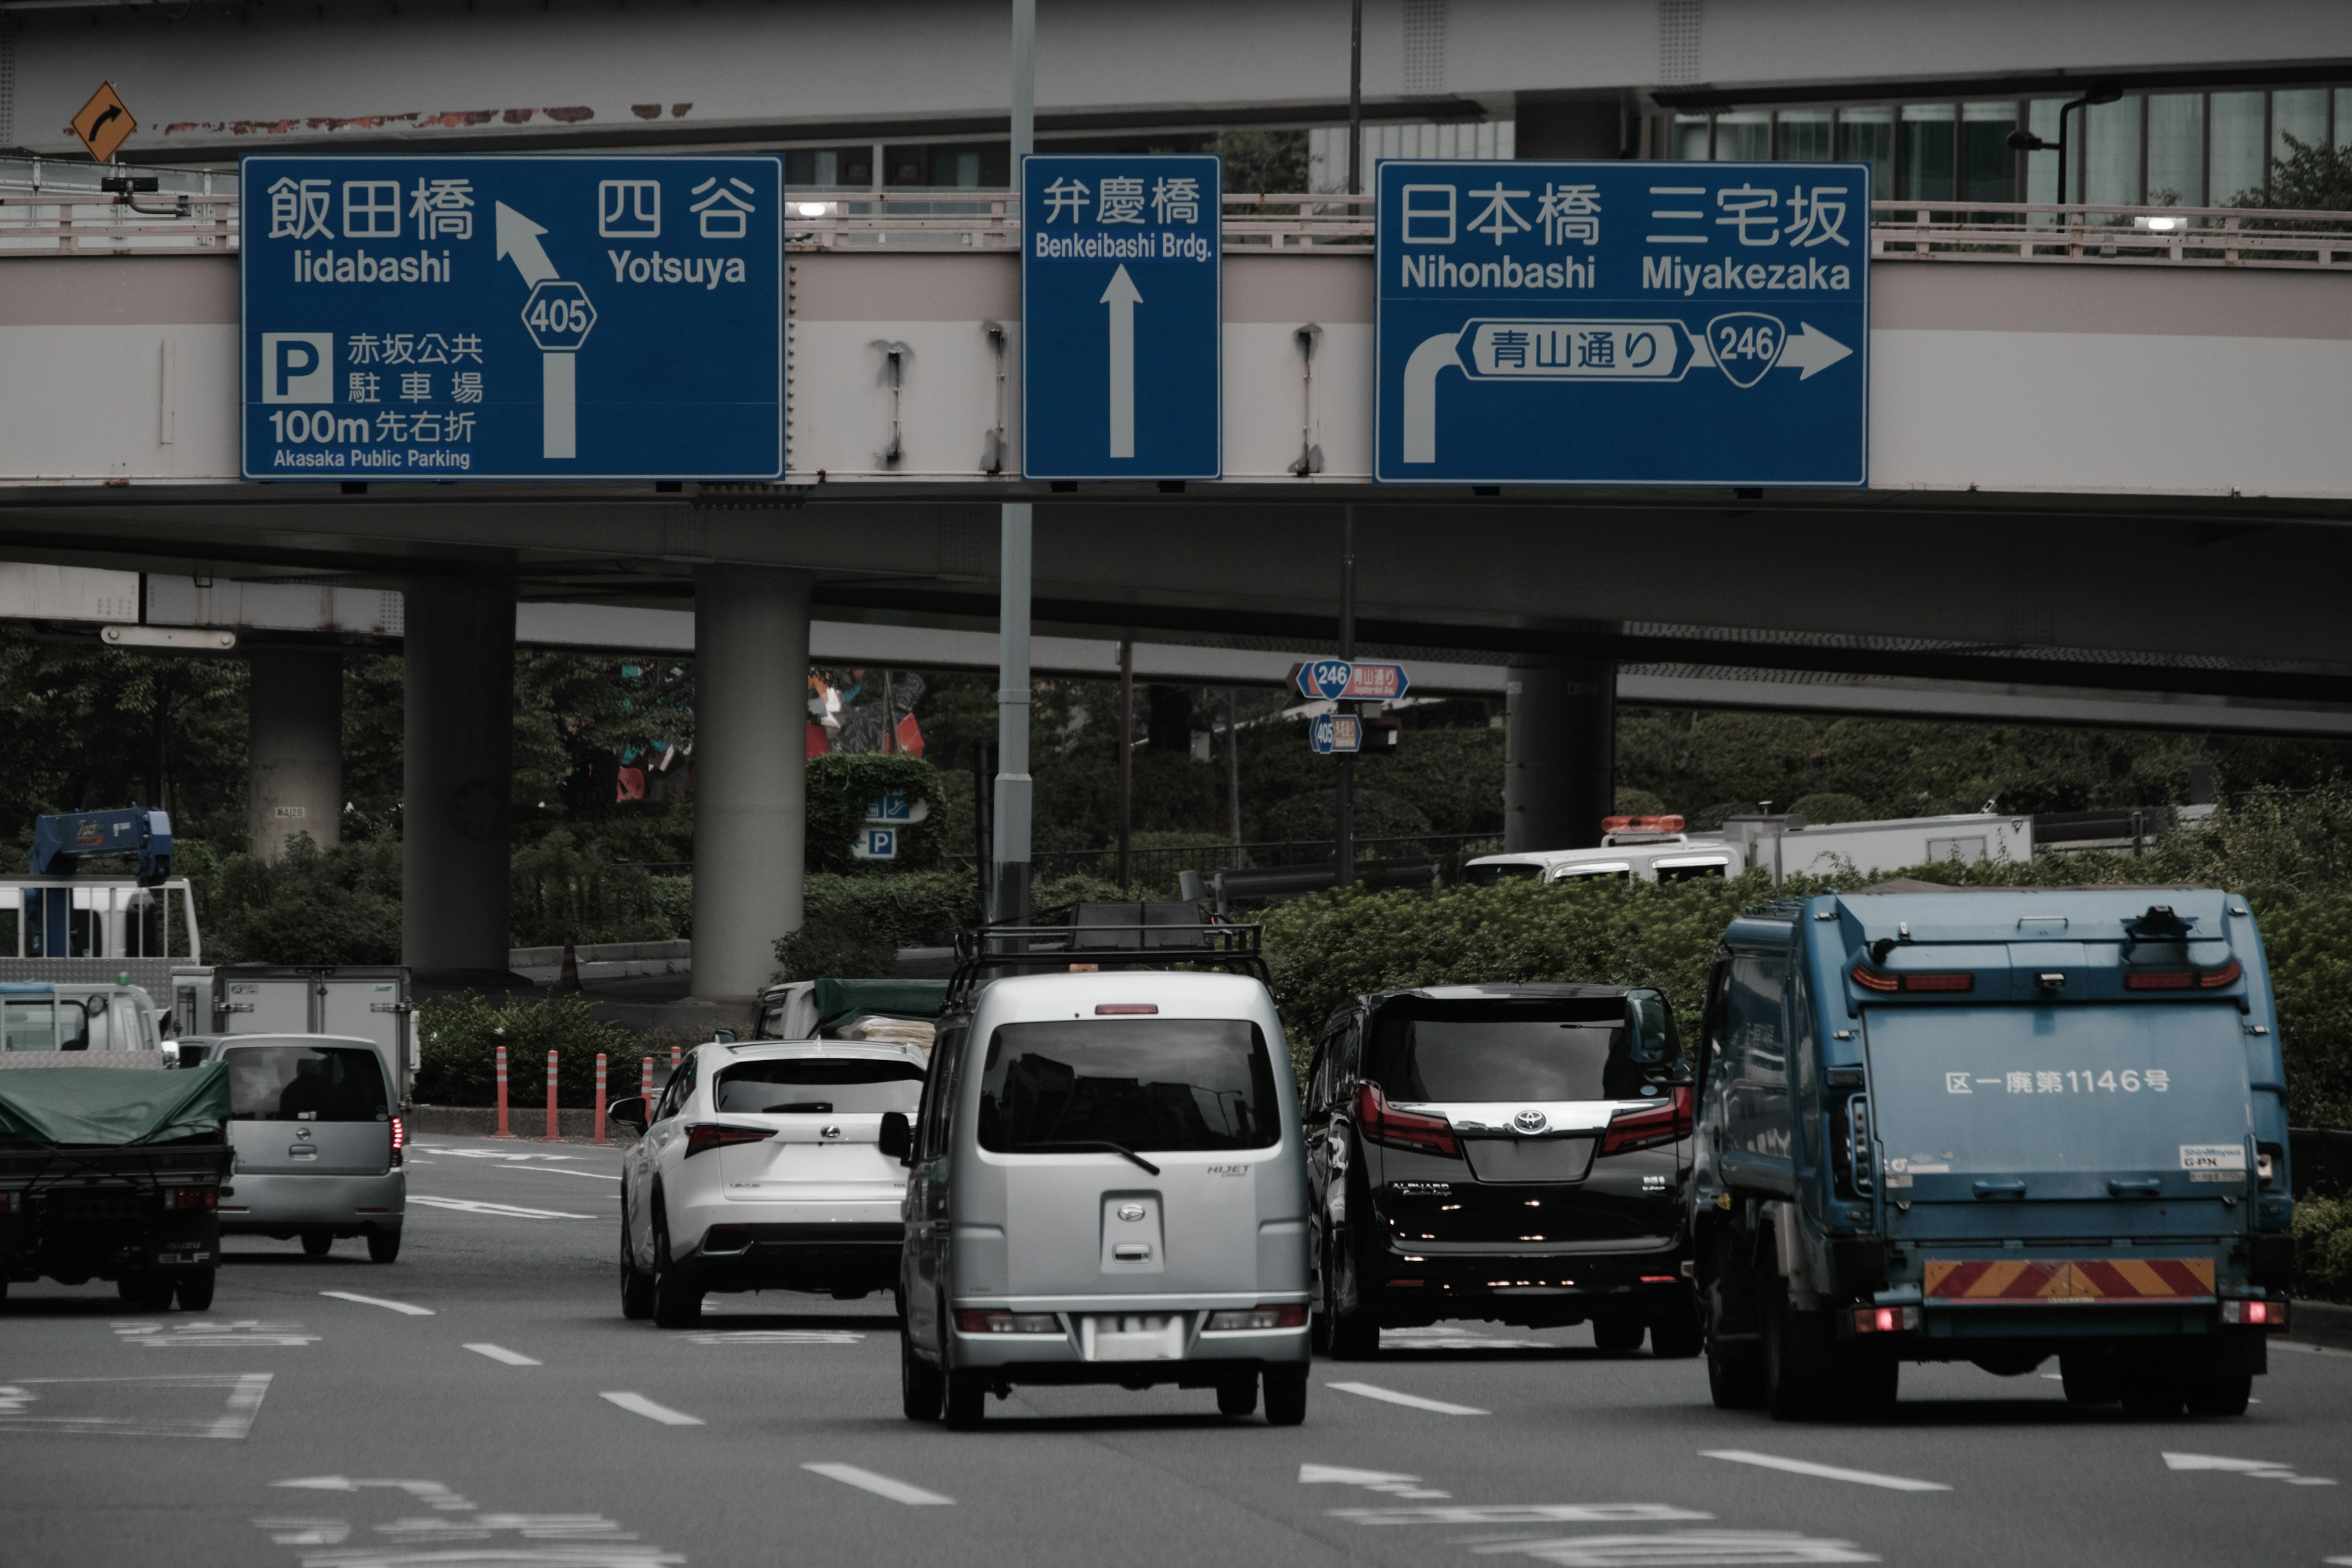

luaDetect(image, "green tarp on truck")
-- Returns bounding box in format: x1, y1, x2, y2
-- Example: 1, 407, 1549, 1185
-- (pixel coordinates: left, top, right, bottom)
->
0, 1061, 230, 1147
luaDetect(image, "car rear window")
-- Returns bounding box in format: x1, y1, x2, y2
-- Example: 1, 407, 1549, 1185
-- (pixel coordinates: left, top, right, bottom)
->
977, 1018, 1281, 1153
225, 1044, 389, 1121
1366, 998, 1673, 1102
715, 1057, 924, 1115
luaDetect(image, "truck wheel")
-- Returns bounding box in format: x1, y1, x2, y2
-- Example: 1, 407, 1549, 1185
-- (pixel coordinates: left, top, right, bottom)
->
899, 1330, 944, 1422
1650, 1302, 1704, 1360
1264, 1370, 1308, 1427
1216, 1372, 1259, 1417
2059, 1352, 2122, 1406
650, 1209, 703, 1329
2121, 1373, 2185, 1419
175, 1267, 217, 1312
1762, 1292, 1826, 1421
119, 1272, 175, 1312
943, 1373, 987, 1428
1830, 1354, 1899, 1418
1704, 1280, 1766, 1408
301, 1232, 333, 1258
1594, 1319, 1647, 1353
2184, 1373, 2253, 1417
367, 1231, 402, 1265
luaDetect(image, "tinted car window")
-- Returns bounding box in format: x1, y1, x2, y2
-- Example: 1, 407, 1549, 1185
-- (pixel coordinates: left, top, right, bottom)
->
1366, 998, 1671, 1102
977, 1019, 1281, 1153
716, 1058, 924, 1114
226, 1045, 389, 1121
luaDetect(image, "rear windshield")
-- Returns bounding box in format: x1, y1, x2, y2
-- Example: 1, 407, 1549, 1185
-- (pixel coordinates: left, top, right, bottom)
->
715, 1058, 924, 1115
1462, 862, 1544, 887
225, 1044, 389, 1121
1367, 998, 1674, 1102
977, 1019, 1281, 1154
2, 997, 81, 1052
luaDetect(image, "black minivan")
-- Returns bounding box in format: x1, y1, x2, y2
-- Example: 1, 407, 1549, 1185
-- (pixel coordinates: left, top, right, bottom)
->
1303, 984, 1699, 1357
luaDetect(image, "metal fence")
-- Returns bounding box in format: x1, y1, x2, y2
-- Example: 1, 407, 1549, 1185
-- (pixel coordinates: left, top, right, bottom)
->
998, 832, 1507, 894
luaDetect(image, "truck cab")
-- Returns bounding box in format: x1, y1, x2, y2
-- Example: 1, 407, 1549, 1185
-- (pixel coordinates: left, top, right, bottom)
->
1691, 886, 2291, 1420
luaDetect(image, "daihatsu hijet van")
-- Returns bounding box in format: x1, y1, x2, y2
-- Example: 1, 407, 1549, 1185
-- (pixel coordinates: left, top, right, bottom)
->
888, 968, 1311, 1428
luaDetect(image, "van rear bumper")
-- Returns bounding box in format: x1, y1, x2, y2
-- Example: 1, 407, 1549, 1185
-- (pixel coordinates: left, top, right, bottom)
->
948, 1298, 1311, 1379
219, 1170, 404, 1233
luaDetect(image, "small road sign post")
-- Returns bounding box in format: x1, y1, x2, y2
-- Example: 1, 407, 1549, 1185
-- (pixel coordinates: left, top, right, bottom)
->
1294, 660, 1412, 703
70, 82, 137, 164
240, 156, 782, 481
1376, 159, 1869, 486
1022, 154, 1221, 481
1310, 714, 1363, 755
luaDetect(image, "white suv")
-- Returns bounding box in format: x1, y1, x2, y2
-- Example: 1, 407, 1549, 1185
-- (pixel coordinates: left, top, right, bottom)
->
614, 1039, 925, 1327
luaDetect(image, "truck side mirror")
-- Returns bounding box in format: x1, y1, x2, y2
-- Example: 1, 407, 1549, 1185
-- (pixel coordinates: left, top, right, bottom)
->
878, 1111, 913, 1163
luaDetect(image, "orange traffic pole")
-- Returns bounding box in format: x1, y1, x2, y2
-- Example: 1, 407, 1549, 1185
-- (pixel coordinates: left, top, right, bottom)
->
640, 1054, 654, 1101
593, 1052, 609, 1145
545, 1049, 560, 1142
492, 1044, 514, 1139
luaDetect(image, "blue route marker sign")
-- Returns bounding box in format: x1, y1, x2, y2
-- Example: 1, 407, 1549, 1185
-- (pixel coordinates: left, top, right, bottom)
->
240, 155, 782, 481
1374, 159, 1869, 487
1022, 153, 1221, 481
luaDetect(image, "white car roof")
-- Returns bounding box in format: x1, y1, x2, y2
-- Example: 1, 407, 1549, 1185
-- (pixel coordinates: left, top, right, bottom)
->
971, 969, 1276, 1026
702, 1039, 925, 1065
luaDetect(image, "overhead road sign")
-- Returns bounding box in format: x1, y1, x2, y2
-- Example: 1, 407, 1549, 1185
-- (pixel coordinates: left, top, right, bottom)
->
1022, 154, 1221, 481
1374, 159, 1868, 487
1294, 660, 1412, 703
239, 156, 782, 481
70, 81, 137, 163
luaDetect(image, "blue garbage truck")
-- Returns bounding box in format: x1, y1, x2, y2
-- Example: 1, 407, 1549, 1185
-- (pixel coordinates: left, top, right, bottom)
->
1691, 885, 2293, 1419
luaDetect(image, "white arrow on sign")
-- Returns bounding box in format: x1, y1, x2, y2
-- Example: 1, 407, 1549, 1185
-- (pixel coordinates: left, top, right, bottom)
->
1776, 321, 1852, 380
495, 202, 575, 460
1100, 263, 1142, 459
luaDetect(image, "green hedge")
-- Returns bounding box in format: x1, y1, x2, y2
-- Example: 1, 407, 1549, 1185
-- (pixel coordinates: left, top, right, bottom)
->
413, 992, 641, 1108
2294, 1194, 2352, 1303
805, 754, 949, 873
771, 869, 1141, 982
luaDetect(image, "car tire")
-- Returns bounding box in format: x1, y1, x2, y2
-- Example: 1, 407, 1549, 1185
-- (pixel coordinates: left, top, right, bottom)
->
1703, 1273, 1766, 1409
2183, 1372, 2252, 1418
1216, 1373, 1259, 1417
900, 1329, 944, 1422
943, 1373, 987, 1429
367, 1230, 402, 1265
650, 1205, 703, 1329
300, 1231, 333, 1259
2059, 1352, 2123, 1406
1263, 1370, 1308, 1427
1594, 1319, 1647, 1354
2122, 1374, 2186, 1419
1650, 1300, 1704, 1360
175, 1267, 216, 1312
619, 1205, 655, 1321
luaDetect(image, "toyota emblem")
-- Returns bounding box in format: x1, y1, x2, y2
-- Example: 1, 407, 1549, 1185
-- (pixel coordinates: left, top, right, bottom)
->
1512, 1109, 1549, 1135
1117, 1203, 1147, 1222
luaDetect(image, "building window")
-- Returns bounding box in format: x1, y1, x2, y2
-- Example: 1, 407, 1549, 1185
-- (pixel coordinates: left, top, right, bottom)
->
2082, 94, 2142, 206
2273, 87, 2329, 166
1899, 104, 1956, 202
1714, 110, 1769, 161
783, 146, 875, 190
1838, 106, 1894, 197
1776, 108, 1832, 161
1672, 113, 1711, 162
883, 141, 1011, 190
1960, 102, 2017, 202
2146, 94, 2204, 206
2209, 91, 2267, 203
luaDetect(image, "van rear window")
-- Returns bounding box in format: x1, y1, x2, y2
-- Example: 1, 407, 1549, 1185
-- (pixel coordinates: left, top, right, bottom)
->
977, 1019, 1280, 1153
225, 1045, 388, 1122
1367, 998, 1671, 1103
715, 1058, 924, 1115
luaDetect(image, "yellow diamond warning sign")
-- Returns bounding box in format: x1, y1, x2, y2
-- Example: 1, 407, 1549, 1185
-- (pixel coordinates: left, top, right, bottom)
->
70, 81, 137, 164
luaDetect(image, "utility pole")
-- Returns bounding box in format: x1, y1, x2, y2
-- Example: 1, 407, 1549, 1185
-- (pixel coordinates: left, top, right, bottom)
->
1226, 687, 1242, 865
1347, 0, 1363, 196
1335, 506, 1357, 888
1116, 638, 1134, 891
993, 0, 1036, 924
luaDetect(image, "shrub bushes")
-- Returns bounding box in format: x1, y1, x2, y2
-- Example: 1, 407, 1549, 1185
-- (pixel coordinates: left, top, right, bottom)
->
412, 991, 639, 1107
2293, 1194, 2352, 1303
805, 755, 949, 873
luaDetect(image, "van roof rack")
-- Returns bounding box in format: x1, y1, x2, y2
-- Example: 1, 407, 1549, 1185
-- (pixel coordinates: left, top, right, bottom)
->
945, 901, 1266, 1005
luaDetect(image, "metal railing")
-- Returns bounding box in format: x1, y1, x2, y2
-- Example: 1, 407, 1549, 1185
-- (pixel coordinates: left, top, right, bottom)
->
5, 161, 2343, 270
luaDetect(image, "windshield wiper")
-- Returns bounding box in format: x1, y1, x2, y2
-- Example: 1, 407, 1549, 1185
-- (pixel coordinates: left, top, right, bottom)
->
1011, 1140, 1161, 1176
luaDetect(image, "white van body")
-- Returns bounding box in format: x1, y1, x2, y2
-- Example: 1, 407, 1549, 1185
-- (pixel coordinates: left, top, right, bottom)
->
1755, 812, 2034, 881
1463, 832, 1748, 888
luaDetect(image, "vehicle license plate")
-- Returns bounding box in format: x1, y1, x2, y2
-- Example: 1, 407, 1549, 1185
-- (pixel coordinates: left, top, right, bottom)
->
1079, 1313, 1185, 1362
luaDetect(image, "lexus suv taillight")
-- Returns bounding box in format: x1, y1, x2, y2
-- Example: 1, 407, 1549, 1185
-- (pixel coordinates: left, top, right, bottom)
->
684, 1123, 778, 1159
1356, 1082, 1460, 1158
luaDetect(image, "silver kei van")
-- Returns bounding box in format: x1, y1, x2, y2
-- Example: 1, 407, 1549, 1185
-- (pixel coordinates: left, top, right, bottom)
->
190, 1033, 407, 1262
886, 963, 1311, 1428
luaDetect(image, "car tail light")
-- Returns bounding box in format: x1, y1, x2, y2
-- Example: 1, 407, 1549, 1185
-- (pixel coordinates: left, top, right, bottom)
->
1852, 1305, 1921, 1334
1850, 965, 1973, 993
1600, 1087, 1693, 1156
1205, 1303, 1310, 1331
955, 1310, 1061, 1334
1639, 1275, 1680, 1284
1095, 1003, 1158, 1015
684, 1122, 778, 1159
1356, 1082, 1459, 1159
166, 1186, 216, 1211
2222, 1298, 2285, 1328
390, 1115, 405, 1167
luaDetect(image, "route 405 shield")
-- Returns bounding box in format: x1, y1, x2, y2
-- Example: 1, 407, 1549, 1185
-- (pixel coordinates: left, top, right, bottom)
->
1374, 159, 1869, 487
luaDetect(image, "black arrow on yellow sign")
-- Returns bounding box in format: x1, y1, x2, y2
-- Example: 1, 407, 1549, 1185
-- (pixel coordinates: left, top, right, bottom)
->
70, 81, 137, 164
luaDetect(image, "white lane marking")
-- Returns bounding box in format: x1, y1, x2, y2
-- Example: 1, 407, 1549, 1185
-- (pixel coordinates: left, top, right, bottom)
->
318, 1291, 435, 1317
113, 1319, 320, 1348
802, 1463, 954, 1506
464, 1343, 542, 1366
494, 1164, 623, 1182
273, 1476, 474, 1510
686, 1329, 865, 1346
601, 1391, 705, 1426
0, 1373, 271, 1439
1327, 1381, 1489, 1416
1333, 1503, 1712, 1525
1702, 1450, 1950, 1493
409, 1194, 596, 1220
412, 1145, 579, 1162
1467, 1530, 1877, 1565
1298, 1462, 1451, 1499
2163, 1451, 2335, 1485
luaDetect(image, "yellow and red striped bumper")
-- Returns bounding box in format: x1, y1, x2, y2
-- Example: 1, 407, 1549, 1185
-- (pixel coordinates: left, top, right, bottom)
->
1923, 1257, 2215, 1303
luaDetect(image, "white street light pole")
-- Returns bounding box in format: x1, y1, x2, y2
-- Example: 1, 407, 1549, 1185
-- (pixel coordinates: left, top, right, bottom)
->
993, 0, 1037, 924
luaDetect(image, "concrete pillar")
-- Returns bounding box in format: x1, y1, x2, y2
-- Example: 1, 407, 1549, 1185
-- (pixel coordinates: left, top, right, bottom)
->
247, 647, 343, 859
402, 578, 516, 980
1503, 657, 1616, 853
692, 565, 812, 1000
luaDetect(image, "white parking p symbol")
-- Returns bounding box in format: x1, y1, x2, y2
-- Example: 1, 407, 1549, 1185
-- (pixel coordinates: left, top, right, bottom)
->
262, 333, 334, 404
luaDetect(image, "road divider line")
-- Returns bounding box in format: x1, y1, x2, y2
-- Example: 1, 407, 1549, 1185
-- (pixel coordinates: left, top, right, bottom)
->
496, 1165, 622, 1182
803, 1463, 954, 1505
1326, 1381, 1489, 1416
601, 1391, 704, 1427
464, 1343, 541, 1366
410, 1194, 597, 1220
1702, 1449, 1950, 1492
318, 1291, 434, 1317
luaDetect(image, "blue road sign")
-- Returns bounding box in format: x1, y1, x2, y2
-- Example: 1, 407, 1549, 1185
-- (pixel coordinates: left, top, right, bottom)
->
241, 156, 782, 481
1294, 660, 1412, 703
866, 792, 911, 823
1309, 714, 1362, 755
1022, 154, 1221, 481
1374, 160, 1868, 487
854, 827, 900, 861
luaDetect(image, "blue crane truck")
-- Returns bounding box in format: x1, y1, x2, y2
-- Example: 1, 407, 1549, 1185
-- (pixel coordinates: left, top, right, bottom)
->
1691, 886, 2293, 1419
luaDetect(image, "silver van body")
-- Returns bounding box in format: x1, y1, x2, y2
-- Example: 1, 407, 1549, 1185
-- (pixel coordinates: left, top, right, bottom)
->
900, 970, 1311, 1414
196, 1033, 406, 1257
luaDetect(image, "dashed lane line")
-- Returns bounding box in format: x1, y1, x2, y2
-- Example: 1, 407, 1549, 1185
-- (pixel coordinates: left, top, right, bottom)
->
409, 1194, 597, 1220
464, 1343, 542, 1366
492, 1164, 623, 1182
803, 1463, 954, 1506
318, 1291, 434, 1317
601, 1391, 705, 1426
1702, 1450, 1950, 1492
1326, 1381, 1490, 1416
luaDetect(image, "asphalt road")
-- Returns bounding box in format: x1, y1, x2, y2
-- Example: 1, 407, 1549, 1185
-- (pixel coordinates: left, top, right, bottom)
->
4, 1133, 2348, 1568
